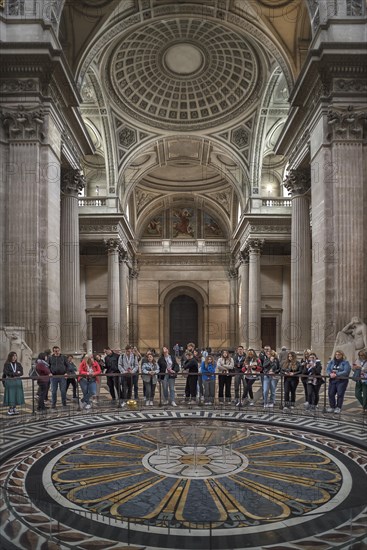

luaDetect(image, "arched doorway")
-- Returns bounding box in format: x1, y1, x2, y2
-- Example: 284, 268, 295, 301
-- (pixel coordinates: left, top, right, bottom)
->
169, 295, 198, 351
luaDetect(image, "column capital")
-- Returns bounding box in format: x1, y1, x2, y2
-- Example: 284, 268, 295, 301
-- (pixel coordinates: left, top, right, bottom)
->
1, 105, 45, 141
104, 238, 121, 253
327, 106, 367, 141
118, 246, 128, 263
239, 250, 249, 264
228, 262, 238, 279
284, 168, 311, 197
245, 239, 264, 254
61, 168, 85, 197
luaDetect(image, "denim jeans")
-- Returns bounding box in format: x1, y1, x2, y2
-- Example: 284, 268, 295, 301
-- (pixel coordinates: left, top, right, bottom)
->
328, 378, 348, 409
262, 375, 278, 404
51, 377, 67, 406
79, 378, 97, 405
162, 375, 176, 403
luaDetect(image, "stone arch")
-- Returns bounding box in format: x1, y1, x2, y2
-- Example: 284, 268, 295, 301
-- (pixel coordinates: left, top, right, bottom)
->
160, 283, 209, 349
119, 135, 249, 212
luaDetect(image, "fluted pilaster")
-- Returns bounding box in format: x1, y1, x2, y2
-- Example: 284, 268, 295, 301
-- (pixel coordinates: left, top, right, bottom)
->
60, 168, 85, 354
105, 239, 121, 351
238, 252, 249, 348
284, 168, 311, 351
246, 239, 264, 350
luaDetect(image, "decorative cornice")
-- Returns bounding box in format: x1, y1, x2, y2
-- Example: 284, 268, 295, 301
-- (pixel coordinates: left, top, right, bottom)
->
327, 106, 367, 141
61, 169, 85, 197
249, 224, 290, 233
1, 105, 45, 141
284, 168, 311, 196
80, 224, 119, 233
0, 79, 38, 93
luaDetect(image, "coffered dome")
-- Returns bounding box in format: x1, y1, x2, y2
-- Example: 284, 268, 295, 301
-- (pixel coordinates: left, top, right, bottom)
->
106, 18, 261, 131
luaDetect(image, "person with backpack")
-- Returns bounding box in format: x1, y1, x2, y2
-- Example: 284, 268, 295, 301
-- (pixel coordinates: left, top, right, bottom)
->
34, 352, 51, 411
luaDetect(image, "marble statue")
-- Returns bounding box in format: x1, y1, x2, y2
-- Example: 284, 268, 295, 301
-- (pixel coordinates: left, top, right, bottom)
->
332, 317, 367, 364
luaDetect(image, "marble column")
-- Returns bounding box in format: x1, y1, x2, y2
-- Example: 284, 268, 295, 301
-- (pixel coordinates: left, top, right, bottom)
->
60, 168, 85, 354
285, 168, 311, 352
105, 239, 121, 351
247, 239, 264, 350
282, 265, 291, 349
238, 252, 249, 348
119, 249, 129, 347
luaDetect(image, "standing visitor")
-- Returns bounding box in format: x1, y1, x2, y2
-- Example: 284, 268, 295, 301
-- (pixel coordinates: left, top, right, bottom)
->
282, 351, 302, 409
142, 352, 159, 405
34, 352, 51, 412
78, 354, 101, 409
158, 346, 180, 406
352, 350, 367, 413
49, 346, 71, 409
326, 350, 351, 413
3, 352, 25, 416
217, 349, 234, 403
201, 354, 216, 405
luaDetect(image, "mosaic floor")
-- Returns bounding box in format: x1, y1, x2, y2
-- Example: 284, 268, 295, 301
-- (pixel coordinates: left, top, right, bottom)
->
0, 409, 366, 550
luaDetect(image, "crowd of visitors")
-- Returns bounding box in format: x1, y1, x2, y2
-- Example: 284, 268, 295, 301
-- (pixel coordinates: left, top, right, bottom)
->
2, 342, 366, 416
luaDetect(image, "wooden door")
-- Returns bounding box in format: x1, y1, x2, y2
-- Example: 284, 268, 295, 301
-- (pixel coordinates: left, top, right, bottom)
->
92, 317, 108, 354
170, 295, 198, 350
261, 317, 276, 351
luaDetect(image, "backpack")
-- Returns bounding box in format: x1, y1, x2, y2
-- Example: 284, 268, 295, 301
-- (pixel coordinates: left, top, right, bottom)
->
29, 362, 39, 378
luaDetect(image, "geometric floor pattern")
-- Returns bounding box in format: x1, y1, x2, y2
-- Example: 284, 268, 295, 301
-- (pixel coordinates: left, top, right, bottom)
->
1, 409, 367, 550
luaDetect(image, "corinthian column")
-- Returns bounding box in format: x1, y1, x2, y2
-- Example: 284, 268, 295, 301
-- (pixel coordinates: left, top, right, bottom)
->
119, 248, 129, 347
284, 168, 311, 352
238, 251, 249, 348
105, 239, 121, 351
228, 263, 238, 348
60, 168, 85, 354
247, 239, 264, 350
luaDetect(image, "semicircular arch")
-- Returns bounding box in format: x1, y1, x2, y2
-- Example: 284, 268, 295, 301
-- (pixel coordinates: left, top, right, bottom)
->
160, 283, 209, 349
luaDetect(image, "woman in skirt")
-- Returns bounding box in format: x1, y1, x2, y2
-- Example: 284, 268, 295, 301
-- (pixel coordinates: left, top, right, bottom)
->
3, 351, 25, 415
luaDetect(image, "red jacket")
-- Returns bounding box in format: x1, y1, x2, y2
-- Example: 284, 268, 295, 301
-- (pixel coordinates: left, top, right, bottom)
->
78, 360, 101, 382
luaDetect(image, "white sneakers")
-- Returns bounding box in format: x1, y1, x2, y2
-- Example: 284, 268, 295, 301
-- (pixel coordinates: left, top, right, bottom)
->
120, 401, 126, 408
85, 404, 91, 410
171, 401, 177, 407
334, 407, 341, 413
326, 407, 334, 413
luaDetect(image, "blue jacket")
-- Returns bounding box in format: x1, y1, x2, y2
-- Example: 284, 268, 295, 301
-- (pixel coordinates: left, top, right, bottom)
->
326, 359, 351, 379
201, 361, 216, 381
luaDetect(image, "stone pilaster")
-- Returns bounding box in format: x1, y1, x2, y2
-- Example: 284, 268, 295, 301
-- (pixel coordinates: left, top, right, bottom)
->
119, 248, 129, 347
105, 238, 121, 351
284, 168, 312, 352
60, 168, 84, 354
1, 106, 46, 351
327, 108, 367, 326
238, 251, 249, 348
246, 239, 264, 350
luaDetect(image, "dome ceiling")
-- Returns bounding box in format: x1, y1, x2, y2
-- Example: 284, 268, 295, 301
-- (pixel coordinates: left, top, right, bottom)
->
106, 18, 261, 131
